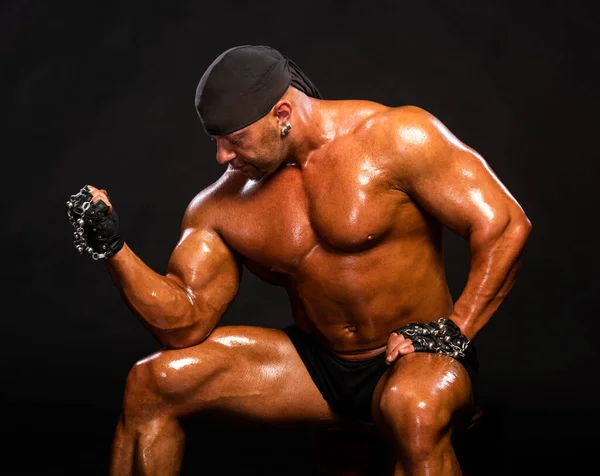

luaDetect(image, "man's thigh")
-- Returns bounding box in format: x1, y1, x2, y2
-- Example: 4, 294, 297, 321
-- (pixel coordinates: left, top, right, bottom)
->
135, 325, 338, 425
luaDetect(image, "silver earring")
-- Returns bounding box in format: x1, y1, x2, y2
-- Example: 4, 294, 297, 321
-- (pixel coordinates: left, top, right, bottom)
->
281, 122, 291, 137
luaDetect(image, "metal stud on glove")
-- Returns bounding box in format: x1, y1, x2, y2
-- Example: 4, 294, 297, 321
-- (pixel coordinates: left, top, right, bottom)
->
66, 185, 124, 260
392, 318, 470, 359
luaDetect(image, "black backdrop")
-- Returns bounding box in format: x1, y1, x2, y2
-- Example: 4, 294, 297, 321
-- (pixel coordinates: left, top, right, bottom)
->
3, 0, 598, 474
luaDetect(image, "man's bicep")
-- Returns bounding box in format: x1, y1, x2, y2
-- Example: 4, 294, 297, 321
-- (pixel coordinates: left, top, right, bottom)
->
166, 224, 242, 316
395, 109, 519, 237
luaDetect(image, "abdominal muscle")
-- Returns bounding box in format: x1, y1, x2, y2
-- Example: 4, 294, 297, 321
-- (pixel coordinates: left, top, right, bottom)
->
285, 243, 454, 361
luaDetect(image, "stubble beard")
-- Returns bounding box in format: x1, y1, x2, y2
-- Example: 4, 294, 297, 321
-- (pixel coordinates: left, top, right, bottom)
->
243, 163, 267, 180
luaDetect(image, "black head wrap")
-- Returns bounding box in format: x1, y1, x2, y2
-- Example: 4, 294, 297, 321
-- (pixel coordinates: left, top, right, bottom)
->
195, 45, 322, 136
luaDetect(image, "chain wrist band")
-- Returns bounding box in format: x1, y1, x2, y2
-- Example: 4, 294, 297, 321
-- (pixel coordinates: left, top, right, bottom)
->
392, 317, 470, 359
66, 185, 123, 260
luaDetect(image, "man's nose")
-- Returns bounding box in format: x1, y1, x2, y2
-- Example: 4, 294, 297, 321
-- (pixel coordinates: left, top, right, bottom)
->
215, 139, 236, 165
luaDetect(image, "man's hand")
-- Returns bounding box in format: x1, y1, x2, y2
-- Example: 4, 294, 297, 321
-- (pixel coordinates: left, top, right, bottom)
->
67, 184, 124, 259
86, 185, 113, 212
385, 332, 415, 365
386, 318, 470, 365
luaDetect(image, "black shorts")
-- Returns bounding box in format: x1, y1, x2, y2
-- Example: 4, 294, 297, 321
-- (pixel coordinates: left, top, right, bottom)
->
282, 324, 479, 423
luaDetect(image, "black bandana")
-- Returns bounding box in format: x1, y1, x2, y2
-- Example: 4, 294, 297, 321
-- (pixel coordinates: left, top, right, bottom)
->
195, 45, 322, 136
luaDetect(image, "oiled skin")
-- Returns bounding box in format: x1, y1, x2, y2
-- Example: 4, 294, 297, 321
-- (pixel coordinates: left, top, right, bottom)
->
90, 93, 531, 475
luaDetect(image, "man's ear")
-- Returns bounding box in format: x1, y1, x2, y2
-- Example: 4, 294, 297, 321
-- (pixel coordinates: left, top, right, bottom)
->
274, 100, 292, 125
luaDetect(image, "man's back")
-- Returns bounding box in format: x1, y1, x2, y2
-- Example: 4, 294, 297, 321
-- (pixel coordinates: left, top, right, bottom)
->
193, 102, 454, 356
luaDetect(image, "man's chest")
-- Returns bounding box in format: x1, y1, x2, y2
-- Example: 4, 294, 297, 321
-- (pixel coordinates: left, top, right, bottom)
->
217, 153, 414, 273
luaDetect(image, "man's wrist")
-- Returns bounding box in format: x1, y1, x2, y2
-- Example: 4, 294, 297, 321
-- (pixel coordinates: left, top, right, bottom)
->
447, 314, 475, 341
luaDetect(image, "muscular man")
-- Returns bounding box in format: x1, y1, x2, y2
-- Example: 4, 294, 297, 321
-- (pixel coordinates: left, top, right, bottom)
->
68, 45, 531, 475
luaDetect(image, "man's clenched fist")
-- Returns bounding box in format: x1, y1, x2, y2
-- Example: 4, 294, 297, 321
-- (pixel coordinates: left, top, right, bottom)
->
67, 185, 124, 259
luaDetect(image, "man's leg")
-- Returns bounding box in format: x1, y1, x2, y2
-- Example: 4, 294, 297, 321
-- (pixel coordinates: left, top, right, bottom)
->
109, 325, 337, 476
371, 353, 474, 476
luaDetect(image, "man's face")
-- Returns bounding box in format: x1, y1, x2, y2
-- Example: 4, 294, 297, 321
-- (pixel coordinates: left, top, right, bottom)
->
213, 115, 286, 180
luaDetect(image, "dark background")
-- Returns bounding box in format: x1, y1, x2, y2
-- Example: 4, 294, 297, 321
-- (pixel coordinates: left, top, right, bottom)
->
3, 0, 598, 474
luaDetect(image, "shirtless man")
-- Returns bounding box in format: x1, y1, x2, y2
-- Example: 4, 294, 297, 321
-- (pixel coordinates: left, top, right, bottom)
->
67, 45, 531, 475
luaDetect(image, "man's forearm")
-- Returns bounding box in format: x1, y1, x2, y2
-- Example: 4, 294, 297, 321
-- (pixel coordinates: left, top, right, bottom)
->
451, 215, 532, 340
104, 243, 214, 346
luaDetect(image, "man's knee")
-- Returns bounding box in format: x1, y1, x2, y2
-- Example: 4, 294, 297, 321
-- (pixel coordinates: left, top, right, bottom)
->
122, 347, 226, 414
378, 384, 452, 457
121, 353, 165, 417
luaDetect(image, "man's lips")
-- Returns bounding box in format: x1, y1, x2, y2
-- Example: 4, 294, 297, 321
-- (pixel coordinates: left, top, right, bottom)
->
230, 163, 261, 177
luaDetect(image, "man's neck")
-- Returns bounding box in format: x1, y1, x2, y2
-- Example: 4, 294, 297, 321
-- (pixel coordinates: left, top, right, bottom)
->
285, 96, 339, 169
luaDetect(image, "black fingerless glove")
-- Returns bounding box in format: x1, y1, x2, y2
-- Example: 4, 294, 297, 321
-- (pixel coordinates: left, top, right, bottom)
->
67, 185, 124, 260
392, 318, 470, 359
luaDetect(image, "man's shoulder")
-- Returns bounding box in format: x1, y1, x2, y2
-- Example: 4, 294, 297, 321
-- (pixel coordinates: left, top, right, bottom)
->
338, 98, 390, 116
345, 103, 435, 138
183, 171, 245, 227
343, 104, 450, 178
370, 104, 433, 127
